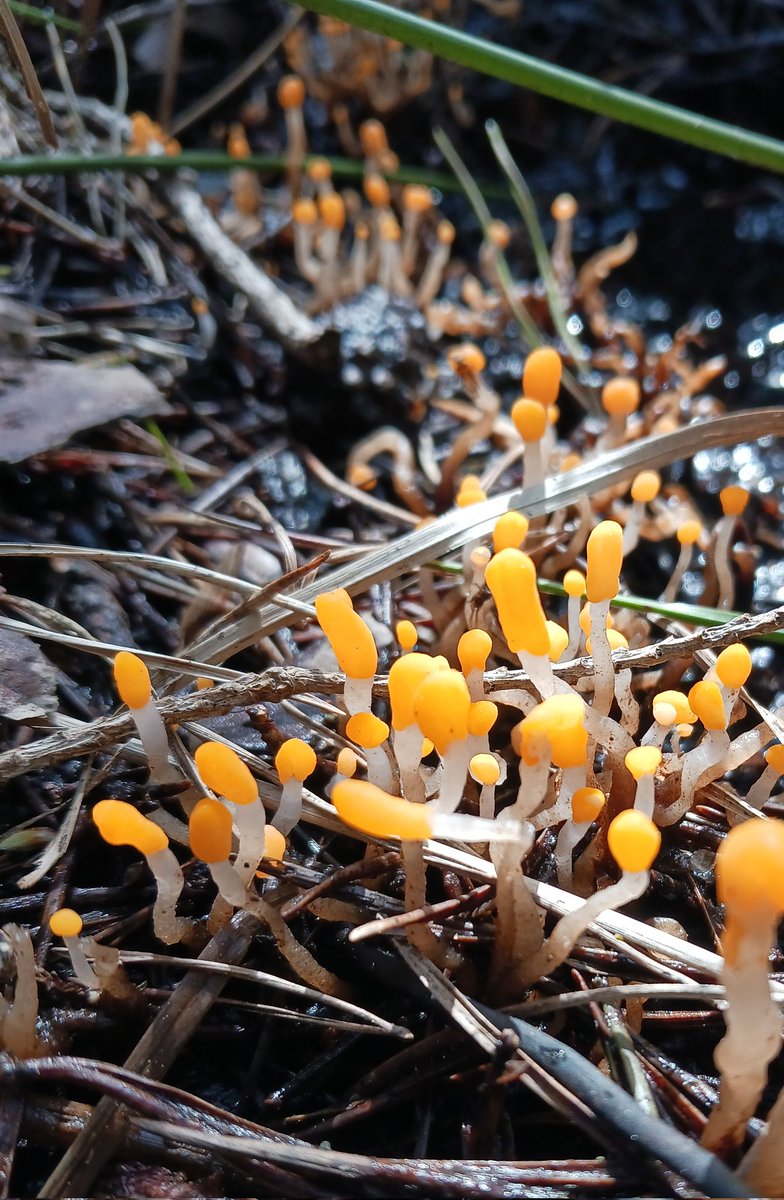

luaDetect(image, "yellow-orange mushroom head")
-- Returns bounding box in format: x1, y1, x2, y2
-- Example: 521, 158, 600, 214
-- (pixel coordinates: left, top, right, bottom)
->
437, 220, 456, 246
333, 778, 431, 841
765, 745, 784, 776
546, 621, 569, 663
346, 712, 389, 750
292, 197, 318, 226
518, 694, 588, 769
402, 184, 432, 213
586, 520, 623, 603
194, 742, 257, 807
652, 700, 678, 728
263, 827, 286, 861
336, 747, 359, 777
579, 603, 613, 636
493, 510, 529, 554
359, 118, 388, 156
363, 173, 390, 208
551, 193, 578, 222
560, 452, 582, 472
688, 680, 728, 731
458, 629, 492, 676
470, 753, 501, 786
50, 908, 83, 939
511, 398, 548, 444
485, 548, 549, 657
447, 342, 486, 376
602, 376, 640, 418
625, 746, 662, 781
467, 700, 498, 738
93, 799, 168, 857
716, 817, 784, 920
631, 470, 661, 504
486, 219, 511, 249
720, 485, 749, 517
307, 156, 332, 183
275, 738, 317, 784
396, 620, 418, 652
677, 519, 702, 546
277, 75, 305, 109
563, 569, 586, 599
522, 346, 562, 408
607, 810, 661, 873
715, 643, 752, 691
571, 786, 605, 825
113, 651, 151, 710
320, 192, 345, 231
456, 485, 486, 508
413, 669, 471, 755
189, 797, 233, 864
388, 652, 442, 732
228, 124, 251, 159
653, 689, 696, 725
315, 589, 378, 679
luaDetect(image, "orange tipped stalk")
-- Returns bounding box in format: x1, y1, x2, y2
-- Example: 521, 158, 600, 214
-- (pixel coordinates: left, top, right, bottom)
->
388, 652, 444, 803
643, 689, 694, 749
49, 909, 98, 989
189, 797, 247, 908
517, 694, 588, 821
746, 744, 784, 812
415, 219, 454, 308
663, 518, 702, 603
194, 741, 265, 883
273, 738, 317, 835
277, 74, 307, 189
113, 652, 176, 784
470, 752, 504, 819
511, 397, 548, 487
522, 346, 562, 408
599, 375, 640, 448
714, 485, 750, 610
701, 818, 784, 1156
663, 680, 730, 826
485, 548, 554, 697
291, 197, 320, 283
93, 799, 187, 944
493, 510, 529, 554
333, 777, 525, 845
413, 669, 472, 815
554, 786, 605, 888
401, 183, 432, 276
563, 568, 586, 658
715, 643, 752, 722
457, 628, 492, 700
346, 711, 394, 792
585, 521, 623, 717
395, 619, 418, 653
622, 470, 661, 554
625, 746, 662, 818
315, 589, 378, 714
550, 196, 577, 291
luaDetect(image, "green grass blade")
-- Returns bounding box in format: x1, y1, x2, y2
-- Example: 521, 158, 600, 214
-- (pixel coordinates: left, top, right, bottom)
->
8, 2, 79, 30
291, 0, 784, 174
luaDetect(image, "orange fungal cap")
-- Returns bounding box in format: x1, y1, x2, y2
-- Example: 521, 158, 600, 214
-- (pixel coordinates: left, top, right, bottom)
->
447, 342, 486, 375
607, 810, 661, 873
227, 124, 251, 158
560, 452, 582, 472
586, 520, 623, 603
396, 619, 418, 651
189, 797, 232, 864
467, 700, 498, 738
114, 651, 152, 710
50, 908, 83, 939
511, 397, 548, 443
413, 669, 472, 754
677, 519, 702, 545
518, 694, 588, 770
579, 602, 613, 636
715, 643, 752, 690
315, 589, 378, 679
604, 629, 629, 653
346, 711, 389, 749
319, 192, 346, 231
486, 219, 510, 249
379, 214, 401, 242
93, 799, 168, 857
263, 827, 286, 861
195, 741, 257, 807
388, 652, 441, 731
333, 778, 431, 841
457, 629, 492, 675
654, 690, 696, 725
275, 738, 317, 784
403, 184, 432, 213
551, 193, 578, 221
359, 118, 388, 156
307, 156, 332, 182
571, 786, 605, 825
437, 219, 456, 245
348, 463, 376, 490
278, 75, 305, 109
764, 744, 784, 776
688, 680, 728, 731
292, 197, 318, 225
493, 510, 529, 553
522, 346, 562, 407
631, 470, 661, 504
563, 568, 586, 598
651, 700, 678, 728
546, 621, 569, 662
602, 376, 640, 418
720, 485, 749, 517
363, 173, 390, 207
470, 753, 501, 786
336, 747, 359, 777
625, 746, 662, 780
455, 487, 486, 508
715, 817, 784, 916
485, 548, 549, 657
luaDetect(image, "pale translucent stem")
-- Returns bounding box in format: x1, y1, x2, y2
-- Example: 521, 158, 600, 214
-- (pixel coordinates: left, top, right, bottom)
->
489, 835, 542, 1000
581, 705, 635, 760
621, 502, 644, 555
365, 745, 396, 793
350, 234, 368, 293
596, 412, 626, 453
233, 800, 266, 884
401, 209, 421, 277
133, 704, 178, 784
746, 764, 779, 812
479, 782, 496, 820
616, 668, 639, 733
589, 600, 614, 717
523, 442, 544, 489
273, 780, 303, 835
565, 595, 583, 660
633, 775, 656, 819
740, 1054, 784, 1193
662, 540, 692, 603
530, 766, 583, 832
660, 732, 730, 826
315, 228, 341, 305
415, 243, 449, 307
64, 936, 99, 989
714, 516, 737, 610
641, 721, 668, 748
209, 859, 247, 909
401, 838, 442, 960
721, 685, 740, 725
432, 814, 529, 844
517, 650, 555, 700
293, 224, 319, 282
148, 847, 188, 945
555, 819, 592, 889
509, 758, 549, 822
702, 918, 780, 1153
0, 926, 38, 1057
522, 871, 649, 987
394, 724, 426, 804
344, 676, 373, 717
430, 745, 470, 815
246, 893, 349, 998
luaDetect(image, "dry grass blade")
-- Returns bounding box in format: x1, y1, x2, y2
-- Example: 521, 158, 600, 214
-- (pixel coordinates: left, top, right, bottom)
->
0, 0, 57, 147
184, 408, 784, 665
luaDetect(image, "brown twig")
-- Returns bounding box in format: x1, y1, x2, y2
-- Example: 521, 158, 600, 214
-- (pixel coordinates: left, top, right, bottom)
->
0, 0, 57, 147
